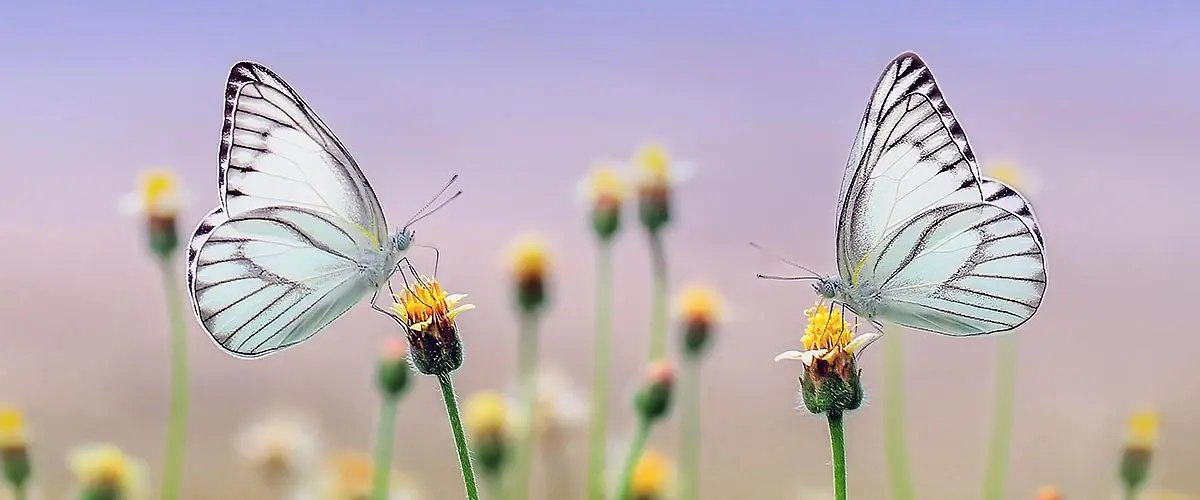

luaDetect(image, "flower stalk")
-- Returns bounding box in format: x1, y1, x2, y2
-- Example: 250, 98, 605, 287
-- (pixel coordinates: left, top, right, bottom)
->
371, 338, 412, 500
981, 335, 1018, 500
615, 361, 675, 500
828, 412, 848, 500
586, 239, 615, 500
158, 250, 189, 500
511, 312, 542, 500
439, 374, 481, 500
882, 328, 915, 500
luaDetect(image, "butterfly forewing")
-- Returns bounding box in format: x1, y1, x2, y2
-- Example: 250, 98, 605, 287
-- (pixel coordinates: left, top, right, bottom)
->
219, 62, 389, 245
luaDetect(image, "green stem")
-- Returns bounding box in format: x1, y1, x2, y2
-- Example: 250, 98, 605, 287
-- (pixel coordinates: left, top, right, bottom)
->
679, 357, 701, 500
370, 395, 400, 500
586, 240, 615, 500
1123, 485, 1137, 500
614, 417, 653, 500
484, 473, 506, 500
13, 485, 26, 500
828, 412, 848, 500
158, 257, 189, 500
981, 335, 1018, 500
647, 233, 668, 360
882, 329, 915, 500
437, 374, 481, 500
510, 313, 541, 500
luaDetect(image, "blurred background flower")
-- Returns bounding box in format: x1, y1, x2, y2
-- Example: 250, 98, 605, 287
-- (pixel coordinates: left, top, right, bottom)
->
318, 452, 422, 500
235, 412, 323, 492
67, 444, 148, 500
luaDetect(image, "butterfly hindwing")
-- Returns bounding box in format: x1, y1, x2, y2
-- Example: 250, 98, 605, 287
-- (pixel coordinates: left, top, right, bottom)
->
188, 205, 376, 358
219, 62, 389, 245
864, 201, 1046, 336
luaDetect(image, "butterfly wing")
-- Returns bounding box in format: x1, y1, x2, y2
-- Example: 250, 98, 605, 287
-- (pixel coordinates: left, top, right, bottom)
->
218, 62, 389, 247
980, 178, 1044, 247
860, 201, 1046, 336
187, 205, 379, 358
836, 53, 985, 285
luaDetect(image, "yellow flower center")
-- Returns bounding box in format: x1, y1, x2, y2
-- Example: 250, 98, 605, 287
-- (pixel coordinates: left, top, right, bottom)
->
390, 277, 473, 332
983, 162, 1028, 191
635, 143, 671, 181
631, 448, 670, 497
464, 391, 510, 438
801, 303, 855, 351
507, 235, 550, 281
1127, 409, 1160, 449
74, 445, 134, 489
0, 408, 25, 448
327, 452, 374, 495
678, 285, 720, 324
139, 170, 181, 216
587, 165, 627, 206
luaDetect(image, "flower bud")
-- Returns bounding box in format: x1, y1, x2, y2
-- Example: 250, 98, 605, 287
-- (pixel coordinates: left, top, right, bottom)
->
635, 360, 675, 422
376, 337, 413, 399
506, 235, 551, 315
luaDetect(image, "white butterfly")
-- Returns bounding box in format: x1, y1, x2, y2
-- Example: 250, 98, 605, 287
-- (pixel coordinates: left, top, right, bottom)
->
767, 52, 1046, 336
186, 61, 458, 359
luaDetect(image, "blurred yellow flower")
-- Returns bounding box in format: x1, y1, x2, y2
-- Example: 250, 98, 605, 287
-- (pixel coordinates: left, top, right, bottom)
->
579, 163, 628, 208
464, 391, 510, 439
1035, 485, 1062, 500
235, 412, 322, 486
506, 234, 552, 283
0, 408, 27, 450
1126, 409, 1160, 450
68, 444, 148, 500
677, 284, 721, 326
119, 169, 187, 218
321, 452, 421, 500
390, 277, 474, 333
631, 448, 672, 499
984, 161, 1039, 195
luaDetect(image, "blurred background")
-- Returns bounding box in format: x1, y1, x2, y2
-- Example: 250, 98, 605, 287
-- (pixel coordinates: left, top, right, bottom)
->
1, 1, 1198, 499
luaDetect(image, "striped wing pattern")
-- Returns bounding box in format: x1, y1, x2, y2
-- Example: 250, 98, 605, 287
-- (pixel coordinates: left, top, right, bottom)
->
868, 202, 1046, 336
219, 62, 388, 244
187, 206, 375, 358
834, 52, 1048, 335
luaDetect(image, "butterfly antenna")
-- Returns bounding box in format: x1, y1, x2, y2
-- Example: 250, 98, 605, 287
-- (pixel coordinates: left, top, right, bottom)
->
749, 241, 823, 278
756, 274, 821, 281
407, 190, 462, 227
405, 174, 460, 227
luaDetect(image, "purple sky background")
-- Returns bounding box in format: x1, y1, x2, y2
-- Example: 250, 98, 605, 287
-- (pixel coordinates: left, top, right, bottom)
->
1, 1, 1198, 498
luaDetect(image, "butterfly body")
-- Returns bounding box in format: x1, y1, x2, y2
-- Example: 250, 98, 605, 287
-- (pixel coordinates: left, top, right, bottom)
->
814, 52, 1047, 337
185, 61, 444, 359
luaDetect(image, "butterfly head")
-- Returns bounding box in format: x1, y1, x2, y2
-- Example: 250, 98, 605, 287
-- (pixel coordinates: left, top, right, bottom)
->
814, 276, 841, 300
390, 228, 416, 252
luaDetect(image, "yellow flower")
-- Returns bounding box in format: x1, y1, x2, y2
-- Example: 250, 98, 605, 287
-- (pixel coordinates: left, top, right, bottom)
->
984, 161, 1039, 195
68, 444, 148, 499
1034, 485, 1062, 500
775, 303, 877, 365
390, 277, 474, 334
506, 234, 551, 283
506, 234, 552, 313
0, 408, 27, 450
320, 452, 421, 500
1126, 409, 1160, 450
631, 448, 672, 499
119, 169, 187, 219
235, 412, 322, 485
579, 162, 628, 208
464, 391, 510, 439
677, 284, 721, 326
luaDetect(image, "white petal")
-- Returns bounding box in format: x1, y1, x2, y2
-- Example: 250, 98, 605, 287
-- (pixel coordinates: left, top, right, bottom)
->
846, 332, 882, 354
774, 350, 805, 362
